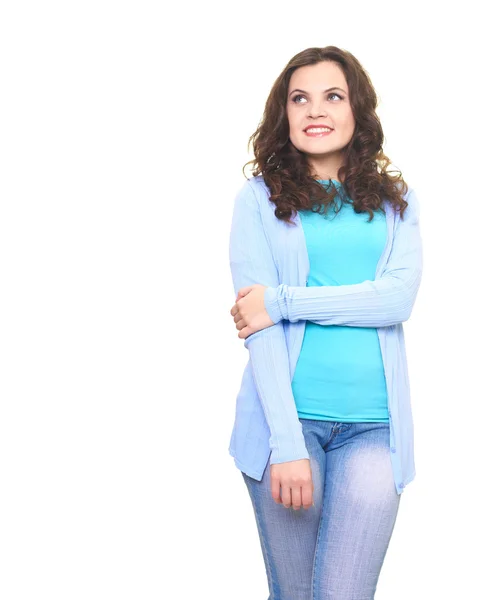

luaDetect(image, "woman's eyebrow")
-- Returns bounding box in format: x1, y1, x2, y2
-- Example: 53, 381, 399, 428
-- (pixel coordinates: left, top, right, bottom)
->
288, 86, 347, 97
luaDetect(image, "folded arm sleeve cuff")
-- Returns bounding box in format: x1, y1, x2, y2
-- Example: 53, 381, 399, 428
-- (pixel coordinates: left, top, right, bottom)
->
264, 286, 284, 326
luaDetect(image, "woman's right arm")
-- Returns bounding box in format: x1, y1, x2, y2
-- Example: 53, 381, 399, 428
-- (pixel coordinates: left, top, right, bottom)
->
229, 179, 309, 466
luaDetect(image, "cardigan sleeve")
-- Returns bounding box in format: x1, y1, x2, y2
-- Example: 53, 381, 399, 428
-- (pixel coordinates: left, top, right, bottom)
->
229, 179, 309, 465
264, 187, 423, 328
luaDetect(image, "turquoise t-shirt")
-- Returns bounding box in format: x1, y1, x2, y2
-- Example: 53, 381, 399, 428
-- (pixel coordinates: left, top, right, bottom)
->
291, 179, 389, 422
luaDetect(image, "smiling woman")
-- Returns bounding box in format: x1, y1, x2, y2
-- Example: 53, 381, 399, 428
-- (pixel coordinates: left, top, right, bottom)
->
287, 63, 355, 178
228, 45, 423, 600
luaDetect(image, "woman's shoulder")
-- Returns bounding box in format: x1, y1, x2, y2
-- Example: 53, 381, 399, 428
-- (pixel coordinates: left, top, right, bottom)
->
398, 182, 420, 217
247, 174, 269, 197
236, 176, 273, 213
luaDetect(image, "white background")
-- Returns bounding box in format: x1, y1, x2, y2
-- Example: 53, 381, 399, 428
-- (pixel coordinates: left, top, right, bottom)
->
1, 1, 498, 598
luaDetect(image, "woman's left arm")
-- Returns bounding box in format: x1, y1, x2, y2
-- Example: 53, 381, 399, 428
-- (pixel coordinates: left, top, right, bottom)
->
264, 187, 424, 328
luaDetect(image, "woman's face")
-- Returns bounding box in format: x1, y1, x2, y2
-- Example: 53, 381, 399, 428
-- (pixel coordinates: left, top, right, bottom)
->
286, 61, 355, 179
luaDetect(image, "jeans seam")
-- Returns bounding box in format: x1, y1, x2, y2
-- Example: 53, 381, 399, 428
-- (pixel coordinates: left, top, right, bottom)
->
257, 502, 276, 598
251, 487, 277, 598
311, 497, 326, 600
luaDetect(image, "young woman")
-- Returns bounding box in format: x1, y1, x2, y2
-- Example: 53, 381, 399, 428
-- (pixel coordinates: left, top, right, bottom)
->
228, 46, 423, 600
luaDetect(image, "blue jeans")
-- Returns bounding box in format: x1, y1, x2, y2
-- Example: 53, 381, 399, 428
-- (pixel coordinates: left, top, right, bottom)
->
241, 419, 401, 600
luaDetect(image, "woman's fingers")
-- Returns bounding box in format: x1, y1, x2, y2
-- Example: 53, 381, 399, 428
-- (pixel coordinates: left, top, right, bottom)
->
301, 481, 314, 510
269, 460, 314, 509
291, 485, 303, 510
281, 485, 292, 509
270, 474, 282, 504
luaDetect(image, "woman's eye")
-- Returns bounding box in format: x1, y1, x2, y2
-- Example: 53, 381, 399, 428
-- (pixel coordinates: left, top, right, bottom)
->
292, 93, 342, 103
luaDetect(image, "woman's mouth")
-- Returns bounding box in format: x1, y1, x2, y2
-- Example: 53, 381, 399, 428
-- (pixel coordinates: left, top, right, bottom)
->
304, 128, 333, 138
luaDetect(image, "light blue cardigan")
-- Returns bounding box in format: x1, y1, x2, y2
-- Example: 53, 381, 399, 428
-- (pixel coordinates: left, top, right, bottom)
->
228, 175, 423, 494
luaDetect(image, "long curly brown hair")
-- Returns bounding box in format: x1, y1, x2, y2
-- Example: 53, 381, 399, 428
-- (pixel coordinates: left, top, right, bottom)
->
242, 46, 409, 226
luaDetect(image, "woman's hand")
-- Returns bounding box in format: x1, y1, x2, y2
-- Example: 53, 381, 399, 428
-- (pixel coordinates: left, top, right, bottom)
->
230, 284, 274, 339
271, 459, 315, 510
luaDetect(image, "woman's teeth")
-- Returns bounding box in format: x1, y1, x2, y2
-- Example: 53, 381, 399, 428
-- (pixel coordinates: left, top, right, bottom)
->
305, 128, 333, 137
